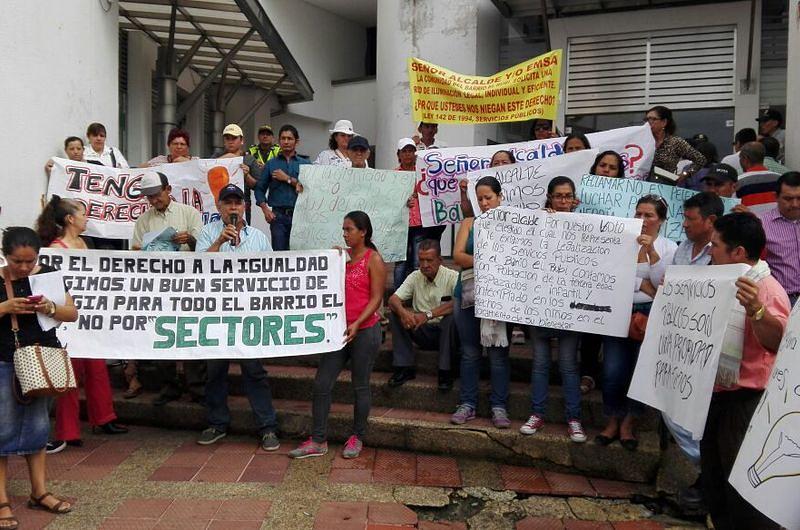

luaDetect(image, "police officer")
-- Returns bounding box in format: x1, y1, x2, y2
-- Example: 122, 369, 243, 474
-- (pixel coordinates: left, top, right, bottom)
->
249, 125, 281, 166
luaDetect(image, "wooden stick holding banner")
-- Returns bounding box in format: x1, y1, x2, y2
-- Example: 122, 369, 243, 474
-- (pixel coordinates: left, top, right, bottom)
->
473, 206, 641, 336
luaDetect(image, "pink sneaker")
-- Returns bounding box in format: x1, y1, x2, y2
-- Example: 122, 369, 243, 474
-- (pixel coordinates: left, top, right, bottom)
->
342, 435, 363, 459
567, 419, 587, 443
519, 414, 545, 435
288, 437, 328, 459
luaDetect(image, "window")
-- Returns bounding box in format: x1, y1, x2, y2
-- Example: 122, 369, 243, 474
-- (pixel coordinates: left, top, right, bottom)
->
566, 25, 736, 114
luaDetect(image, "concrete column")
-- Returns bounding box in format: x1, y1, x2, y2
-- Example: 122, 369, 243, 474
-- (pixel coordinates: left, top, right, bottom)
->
155, 47, 178, 150
375, 0, 500, 169
127, 32, 157, 164
785, 4, 800, 169
212, 110, 225, 154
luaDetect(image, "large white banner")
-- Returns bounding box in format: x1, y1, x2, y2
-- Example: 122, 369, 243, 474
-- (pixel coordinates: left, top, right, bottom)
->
47, 158, 245, 240
628, 264, 749, 439
473, 206, 641, 337
417, 124, 655, 226
39, 248, 346, 359
729, 305, 800, 529
465, 149, 598, 213
291, 165, 416, 262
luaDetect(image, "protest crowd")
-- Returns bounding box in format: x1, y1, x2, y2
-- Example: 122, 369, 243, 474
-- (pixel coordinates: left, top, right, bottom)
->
0, 95, 796, 530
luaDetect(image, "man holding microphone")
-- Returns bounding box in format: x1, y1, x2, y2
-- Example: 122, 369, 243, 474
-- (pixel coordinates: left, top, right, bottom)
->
194, 183, 280, 451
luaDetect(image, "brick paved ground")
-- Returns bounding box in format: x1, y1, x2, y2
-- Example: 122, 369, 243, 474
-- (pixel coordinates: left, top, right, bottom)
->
2, 427, 698, 529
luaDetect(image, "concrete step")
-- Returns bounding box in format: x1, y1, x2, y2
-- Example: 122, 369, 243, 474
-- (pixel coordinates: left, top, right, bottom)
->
102, 390, 660, 483
111, 336, 592, 385
110, 363, 658, 431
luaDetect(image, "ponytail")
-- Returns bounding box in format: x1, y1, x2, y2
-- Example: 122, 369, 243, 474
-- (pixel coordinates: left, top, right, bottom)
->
35, 195, 82, 246
344, 210, 377, 251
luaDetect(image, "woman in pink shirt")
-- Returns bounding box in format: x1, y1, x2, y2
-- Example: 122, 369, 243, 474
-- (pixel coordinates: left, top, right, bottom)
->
290, 211, 386, 460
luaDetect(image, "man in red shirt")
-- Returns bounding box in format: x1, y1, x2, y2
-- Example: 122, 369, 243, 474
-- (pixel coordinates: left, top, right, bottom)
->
704, 212, 790, 529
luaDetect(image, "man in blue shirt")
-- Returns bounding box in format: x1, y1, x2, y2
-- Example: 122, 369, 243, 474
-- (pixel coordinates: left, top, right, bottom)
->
195, 184, 279, 451
255, 124, 310, 250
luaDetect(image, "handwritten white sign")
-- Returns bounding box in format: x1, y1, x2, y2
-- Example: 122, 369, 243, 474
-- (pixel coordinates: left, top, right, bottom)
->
465, 149, 598, 213
473, 206, 641, 336
729, 305, 800, 529
628, 264, 749, 439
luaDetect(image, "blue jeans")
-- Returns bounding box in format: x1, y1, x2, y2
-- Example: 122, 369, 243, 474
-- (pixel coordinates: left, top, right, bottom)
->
454, 300, 510, 409
531, 327, 581, 420
270, 210, 293, 251
601, 336, 645, 418
205, 359, 277, 435
663, 412, 700, 466
393, 227, 426, 289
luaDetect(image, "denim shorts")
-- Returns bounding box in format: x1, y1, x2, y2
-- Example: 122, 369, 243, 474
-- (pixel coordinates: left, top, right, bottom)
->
0, 361, 50, 456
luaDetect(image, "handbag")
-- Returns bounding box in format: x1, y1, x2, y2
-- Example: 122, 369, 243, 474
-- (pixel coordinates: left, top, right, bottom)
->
460, 268, 475, 309
3, 268, 75, 398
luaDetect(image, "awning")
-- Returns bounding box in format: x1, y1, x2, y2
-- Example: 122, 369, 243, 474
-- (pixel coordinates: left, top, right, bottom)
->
119, 0, 313, 103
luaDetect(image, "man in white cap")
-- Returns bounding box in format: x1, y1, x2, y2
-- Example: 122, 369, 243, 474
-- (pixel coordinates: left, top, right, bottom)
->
217, 123, 261, 223
314, 119, 366, 167
132, 171, 206, 406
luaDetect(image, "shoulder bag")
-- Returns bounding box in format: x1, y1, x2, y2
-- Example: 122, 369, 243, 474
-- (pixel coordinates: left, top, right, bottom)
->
3, 268, 75, 398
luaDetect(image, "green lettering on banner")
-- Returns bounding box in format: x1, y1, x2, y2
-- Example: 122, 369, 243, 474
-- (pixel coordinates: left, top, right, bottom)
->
222, 316, 240, 346
243, 316, 261, 346
264, 315, 282, 345
199, 317, 220, 346
177, 317, 198, 348
154, 316, 176, 349
305, 314, 326, 344
284, 315, 304, 345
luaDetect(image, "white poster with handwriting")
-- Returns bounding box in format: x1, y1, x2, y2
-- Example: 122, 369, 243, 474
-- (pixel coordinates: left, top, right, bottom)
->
465, 149, 598, 213
628, 264, 749, 440
473, 206, 641, 336
729, 305, 800, 529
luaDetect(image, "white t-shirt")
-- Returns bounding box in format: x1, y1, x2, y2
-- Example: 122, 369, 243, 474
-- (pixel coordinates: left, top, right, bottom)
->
84, 144, 130, 168
720, 152, 743, 174
633, 236, 678, 304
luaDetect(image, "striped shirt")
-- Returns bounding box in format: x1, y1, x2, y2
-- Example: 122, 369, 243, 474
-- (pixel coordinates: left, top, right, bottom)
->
195, 221, 272, 253
736, 166, 780, 214
673, 239, 712, 266
757, 207, 800, 296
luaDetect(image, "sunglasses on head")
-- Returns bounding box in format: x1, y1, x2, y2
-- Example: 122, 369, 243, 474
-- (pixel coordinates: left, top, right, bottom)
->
641, 194, 668, 208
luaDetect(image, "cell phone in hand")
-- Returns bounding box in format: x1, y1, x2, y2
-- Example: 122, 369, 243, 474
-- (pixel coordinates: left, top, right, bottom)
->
27, 294, 43, 304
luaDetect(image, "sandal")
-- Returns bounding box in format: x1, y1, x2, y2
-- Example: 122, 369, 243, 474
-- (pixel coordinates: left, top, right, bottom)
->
27, 493, 72, 514
580, 376, 595, 394
0, 503, 19, 530
123, 378, 143, 399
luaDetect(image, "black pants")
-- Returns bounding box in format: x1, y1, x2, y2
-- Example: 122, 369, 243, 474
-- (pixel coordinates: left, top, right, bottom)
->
158, 361, 207, 400
700, 389, 779, 530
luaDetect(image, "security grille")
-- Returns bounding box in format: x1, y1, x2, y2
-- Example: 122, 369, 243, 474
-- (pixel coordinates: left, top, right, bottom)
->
566, 25, 736, 114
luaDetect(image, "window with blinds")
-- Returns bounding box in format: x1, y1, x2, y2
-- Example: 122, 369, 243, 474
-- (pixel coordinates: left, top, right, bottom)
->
566, 25, 736, 115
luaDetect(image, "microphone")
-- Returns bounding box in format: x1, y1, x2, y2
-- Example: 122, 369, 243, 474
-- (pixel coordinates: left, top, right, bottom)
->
228, 213, 239, 247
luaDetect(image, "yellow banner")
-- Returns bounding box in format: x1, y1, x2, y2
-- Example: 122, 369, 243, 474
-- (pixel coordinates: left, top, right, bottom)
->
408, 50, 562, 125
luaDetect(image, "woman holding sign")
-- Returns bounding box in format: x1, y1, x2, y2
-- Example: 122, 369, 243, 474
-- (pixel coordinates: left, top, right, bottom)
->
289, 211, 385, 460
36, 197, 128, 455
521, 177, 587, 442
1, 228, 78, 524
596, 195, 676, 450
450, 176, 512, 429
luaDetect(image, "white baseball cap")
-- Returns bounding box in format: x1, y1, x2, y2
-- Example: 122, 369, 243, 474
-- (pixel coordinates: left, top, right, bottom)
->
397, 138, 416, 151
140, 171, 167, 196
222, 123, 243, 137
329, 119, 356, 135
